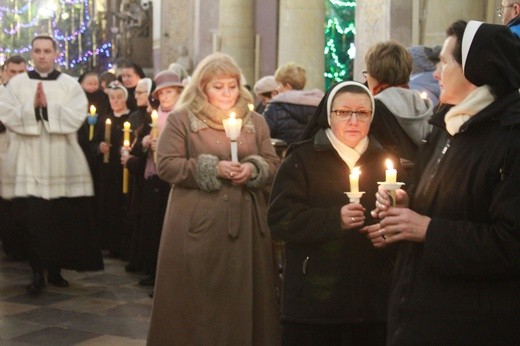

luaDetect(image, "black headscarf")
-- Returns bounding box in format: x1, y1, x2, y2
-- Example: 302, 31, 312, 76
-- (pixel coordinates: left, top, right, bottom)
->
463, 21, 520, 97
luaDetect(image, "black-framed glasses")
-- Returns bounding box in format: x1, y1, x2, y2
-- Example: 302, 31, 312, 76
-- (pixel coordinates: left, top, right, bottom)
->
332, 109, 372, 121
497, 4, 515, 17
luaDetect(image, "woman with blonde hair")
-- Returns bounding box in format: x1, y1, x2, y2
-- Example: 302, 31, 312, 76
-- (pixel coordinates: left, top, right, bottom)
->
147, 53, 282, 345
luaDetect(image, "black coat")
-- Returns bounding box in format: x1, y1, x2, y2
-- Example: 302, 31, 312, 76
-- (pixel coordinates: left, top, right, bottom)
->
268, 130, 404, 324
387, 92, 520, 344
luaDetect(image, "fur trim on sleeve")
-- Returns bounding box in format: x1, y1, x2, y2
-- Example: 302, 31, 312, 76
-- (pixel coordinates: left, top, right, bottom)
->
242, 155, 270, 188
196, 154, 222, 192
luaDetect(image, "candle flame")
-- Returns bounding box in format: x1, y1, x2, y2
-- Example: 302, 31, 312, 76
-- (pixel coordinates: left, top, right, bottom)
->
105, 118, 111, 125
89, 105, 96, 115
352, 167, 361, 176
386, 159, 394, 170
420, 91, 428, 99
123, 139, 130, 148
151, 110, 158, 120
248, 103, 254, 112
123, 121, 131, 129
229, 112, 236, 120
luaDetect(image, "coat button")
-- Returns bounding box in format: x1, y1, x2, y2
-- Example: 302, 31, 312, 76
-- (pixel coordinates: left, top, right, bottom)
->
223, 194, 229, 201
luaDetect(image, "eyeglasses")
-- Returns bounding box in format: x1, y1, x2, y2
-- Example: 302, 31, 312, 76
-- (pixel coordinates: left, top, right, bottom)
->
362, 70, 368, 78
497, 4, 515, 17
332, 109, 372, 121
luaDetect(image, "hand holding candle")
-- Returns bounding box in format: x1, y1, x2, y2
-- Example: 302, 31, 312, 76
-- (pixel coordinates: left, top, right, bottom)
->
222, 112, 242, 162
103, 118, 111, 163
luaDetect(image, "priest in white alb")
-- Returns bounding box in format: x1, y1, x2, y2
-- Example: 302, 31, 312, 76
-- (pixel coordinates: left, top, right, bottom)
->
0, 35, 103, 295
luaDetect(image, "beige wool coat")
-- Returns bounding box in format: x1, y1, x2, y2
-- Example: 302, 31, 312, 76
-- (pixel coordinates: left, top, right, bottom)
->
147, 107, 281, 345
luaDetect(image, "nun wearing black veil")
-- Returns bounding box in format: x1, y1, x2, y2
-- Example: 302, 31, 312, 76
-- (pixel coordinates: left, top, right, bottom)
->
365, 20, 520, 344
267, 81, 405, 345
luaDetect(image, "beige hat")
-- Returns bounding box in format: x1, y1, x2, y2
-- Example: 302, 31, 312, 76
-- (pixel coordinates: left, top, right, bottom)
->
153, 70, 183, 97
253, 75, 278, 96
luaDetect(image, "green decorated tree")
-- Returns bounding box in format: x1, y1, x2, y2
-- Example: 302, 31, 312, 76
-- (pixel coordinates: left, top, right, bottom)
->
324, 0, 356, 89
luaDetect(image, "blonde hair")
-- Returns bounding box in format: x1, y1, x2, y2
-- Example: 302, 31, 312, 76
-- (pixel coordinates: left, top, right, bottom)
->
365, 40, 412, 86
176, 53, 253, 113
274, 62, 307, 90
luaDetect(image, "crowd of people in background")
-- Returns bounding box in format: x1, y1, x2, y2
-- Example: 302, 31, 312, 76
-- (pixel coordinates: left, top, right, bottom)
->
1, 10, 520, 345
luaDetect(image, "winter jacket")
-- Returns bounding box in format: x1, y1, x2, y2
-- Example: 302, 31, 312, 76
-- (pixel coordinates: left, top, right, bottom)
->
262, 89, 324, 144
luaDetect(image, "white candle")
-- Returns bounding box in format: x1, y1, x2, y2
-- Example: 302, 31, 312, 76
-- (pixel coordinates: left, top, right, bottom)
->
349, 167, 360, 193
385, 159, 397, 183
222, 112, 242, 162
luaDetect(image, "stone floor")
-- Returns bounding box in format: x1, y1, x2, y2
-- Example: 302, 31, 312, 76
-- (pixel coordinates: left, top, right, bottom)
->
0, 252, 152, 345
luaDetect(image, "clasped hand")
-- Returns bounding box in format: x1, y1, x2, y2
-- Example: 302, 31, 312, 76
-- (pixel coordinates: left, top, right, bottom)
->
360, 186, 431, 247
217, 160, 254, 185
34, 82, 47, 108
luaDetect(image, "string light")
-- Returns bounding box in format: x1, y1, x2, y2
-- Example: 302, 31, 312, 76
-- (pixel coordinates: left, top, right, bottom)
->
0, 0, 112, 74
324, 0, 356, 89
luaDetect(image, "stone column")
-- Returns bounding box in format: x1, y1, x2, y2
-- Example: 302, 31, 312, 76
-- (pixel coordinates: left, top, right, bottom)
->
156, 0, 193, 74
218, 0, 255, 86
354, 0, 391, 82
278, 0, 325, 90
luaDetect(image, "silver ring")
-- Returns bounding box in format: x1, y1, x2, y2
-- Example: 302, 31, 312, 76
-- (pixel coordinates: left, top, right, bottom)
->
379, 229, 387, 240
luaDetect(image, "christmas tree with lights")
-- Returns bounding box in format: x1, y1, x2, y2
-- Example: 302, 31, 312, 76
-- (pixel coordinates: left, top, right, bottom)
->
324, 0, 356, 89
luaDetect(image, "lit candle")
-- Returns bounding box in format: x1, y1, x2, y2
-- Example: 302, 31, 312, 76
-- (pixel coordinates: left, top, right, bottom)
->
420, 91, 428, 99
123, 121, 131, 144
248, 103, 254, 112
222, 112, 242, 162
104, 118, 111, 163
122, 139, 130, 194
88, 105, 97, 141
385, 159, 397, 183
349, 167, 360, 193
